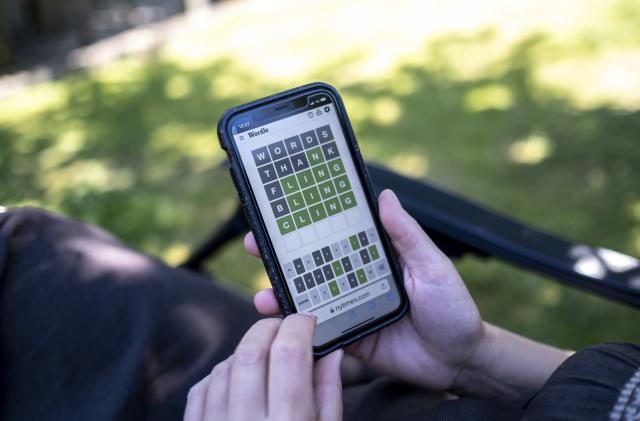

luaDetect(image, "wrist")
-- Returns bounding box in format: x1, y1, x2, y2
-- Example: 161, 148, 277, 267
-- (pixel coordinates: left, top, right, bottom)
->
450, 321, 495, 395
449, 322, 572, 404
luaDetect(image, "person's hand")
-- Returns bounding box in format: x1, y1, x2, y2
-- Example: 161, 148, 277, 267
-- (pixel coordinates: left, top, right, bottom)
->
184, 314, 344, 421
244, 189, 484, 391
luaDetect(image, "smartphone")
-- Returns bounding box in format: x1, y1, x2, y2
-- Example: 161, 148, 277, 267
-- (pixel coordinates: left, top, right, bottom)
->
218, 82, 408, 356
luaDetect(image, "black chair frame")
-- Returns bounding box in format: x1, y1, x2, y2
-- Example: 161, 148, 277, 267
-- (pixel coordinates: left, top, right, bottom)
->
180, 163, 640, 309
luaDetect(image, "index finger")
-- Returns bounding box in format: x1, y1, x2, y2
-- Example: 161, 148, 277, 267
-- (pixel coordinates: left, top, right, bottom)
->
268, 314, 317, 418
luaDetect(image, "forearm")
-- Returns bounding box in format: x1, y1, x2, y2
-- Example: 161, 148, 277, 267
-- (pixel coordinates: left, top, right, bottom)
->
452, 322, 573, 405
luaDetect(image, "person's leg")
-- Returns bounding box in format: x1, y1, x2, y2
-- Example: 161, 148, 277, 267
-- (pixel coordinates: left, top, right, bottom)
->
342, 377, 448, 420
522, 342, 640, 420
0, 208, 260, 420
0, 207, 524, 421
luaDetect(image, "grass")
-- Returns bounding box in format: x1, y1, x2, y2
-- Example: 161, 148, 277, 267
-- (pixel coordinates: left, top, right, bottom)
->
1, 0, 639, 350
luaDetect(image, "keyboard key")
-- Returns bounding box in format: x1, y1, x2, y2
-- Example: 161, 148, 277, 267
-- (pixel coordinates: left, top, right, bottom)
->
312, 251, 324, 266
321, 142, 339, 160
309, 288, 322, 305
283, 262, 295, 279
368, 244, 380, 260
337, 276, 350, 292
347, 272, 358, 288
332, 260, 344, 277
313, 268, 325, 285
258, 163, 277, 183
319, 284, 331, 301
264, 181, 284, 200
356, 268, 367, 284
330, 242, 343, 259
293, 258, 305, 275
290, 152, 310, 171
374, 260, 390, 276
315, 125, 334, 143
341, 256, 353, 272
251, 146, 271, 167
328, 281, 340, 297
293, 277, 305, 294
322, 264, 335, 281
270, 198, 290, 218
359, 248, 371, 265
302, 254, 314, 270
365, 264, 376, 280
284, 135, 303, 154
366, 228, 379, 243
351, 252, 363, 269
358, 231, 369, 247
274, 158, 294, 178
296, 293, 312, 310
321, 246, 333, 262
340, 239, 351, 255
349, 235, 360, 251
300, 130, 319, 149
303, 273, 315, 289
268, 141, 287, 160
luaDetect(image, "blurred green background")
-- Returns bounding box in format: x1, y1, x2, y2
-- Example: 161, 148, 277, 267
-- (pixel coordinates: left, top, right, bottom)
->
1, 0, 639, 350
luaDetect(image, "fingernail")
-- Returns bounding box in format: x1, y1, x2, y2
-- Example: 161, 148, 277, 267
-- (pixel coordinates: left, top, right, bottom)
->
383, 189, 399, 205
297, 312, 317, 321
331, 349, 344, 367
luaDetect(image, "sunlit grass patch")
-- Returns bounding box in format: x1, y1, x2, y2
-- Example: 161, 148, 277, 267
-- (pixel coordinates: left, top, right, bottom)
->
464, 83, 513, 111
508, 132, 553, 165
388, 153, 430, 178
534, 49, 640, 110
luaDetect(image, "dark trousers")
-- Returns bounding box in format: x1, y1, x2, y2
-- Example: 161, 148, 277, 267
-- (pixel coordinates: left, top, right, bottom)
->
1, 208, 638, 420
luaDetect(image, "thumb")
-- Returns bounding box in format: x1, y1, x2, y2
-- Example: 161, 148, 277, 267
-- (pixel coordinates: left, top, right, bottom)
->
378, 189, 450, 280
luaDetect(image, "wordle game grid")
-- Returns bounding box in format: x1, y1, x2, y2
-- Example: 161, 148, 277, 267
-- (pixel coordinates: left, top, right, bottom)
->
282, 227, 391, 315
251, 125, 362, 251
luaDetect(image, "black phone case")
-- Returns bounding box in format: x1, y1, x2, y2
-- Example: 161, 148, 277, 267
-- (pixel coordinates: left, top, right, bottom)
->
217, 82, 409, 357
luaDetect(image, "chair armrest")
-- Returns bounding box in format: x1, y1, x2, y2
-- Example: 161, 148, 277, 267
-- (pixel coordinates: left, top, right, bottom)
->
367, 163, 640, 308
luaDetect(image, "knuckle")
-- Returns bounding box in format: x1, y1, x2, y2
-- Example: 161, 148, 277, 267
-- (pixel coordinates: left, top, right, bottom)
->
279, 406, 316, 421
255, 317, 281, 330
234, 342, 269, 365
271, 340, 309, 362
187, 385, 199, 401
210, 359, 231, 379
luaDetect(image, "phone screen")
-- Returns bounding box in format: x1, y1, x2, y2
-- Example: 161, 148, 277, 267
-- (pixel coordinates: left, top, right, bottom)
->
228, 90, 403, 347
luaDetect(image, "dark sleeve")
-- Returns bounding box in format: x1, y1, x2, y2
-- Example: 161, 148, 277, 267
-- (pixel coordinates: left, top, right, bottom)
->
0, 208, 259, 421
522, 342, 640, 421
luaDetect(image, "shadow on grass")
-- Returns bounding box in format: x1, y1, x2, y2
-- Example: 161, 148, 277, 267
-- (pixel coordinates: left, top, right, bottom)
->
1, 32, 639, 348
